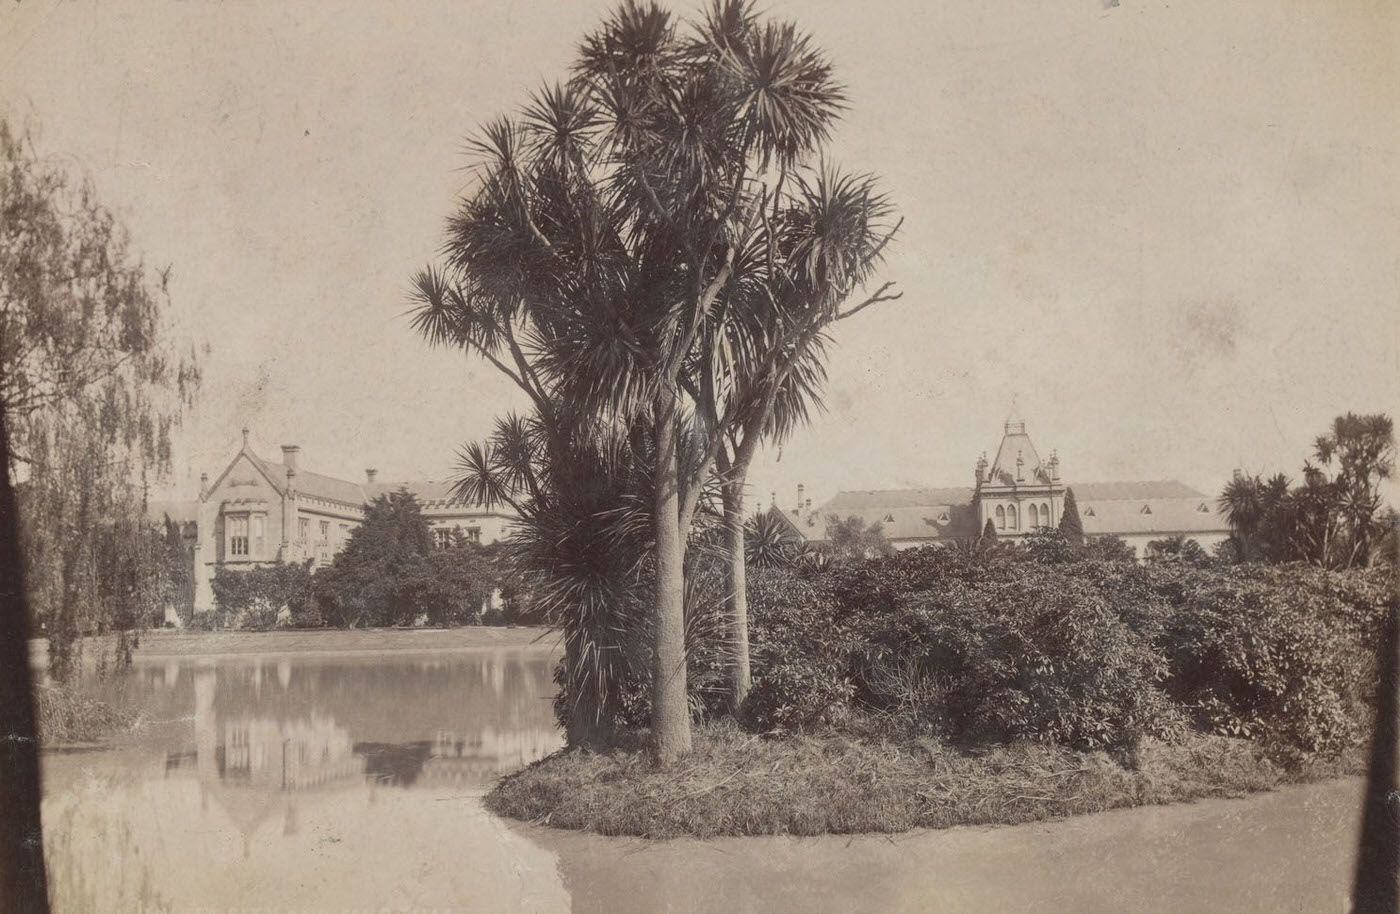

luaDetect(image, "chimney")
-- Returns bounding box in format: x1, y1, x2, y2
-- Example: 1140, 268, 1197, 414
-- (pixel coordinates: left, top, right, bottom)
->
365, 468, 378, 484
281, 445, 300, 475
241, 427, 250, 450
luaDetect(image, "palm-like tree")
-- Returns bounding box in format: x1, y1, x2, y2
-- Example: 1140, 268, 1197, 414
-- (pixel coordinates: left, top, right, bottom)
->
1217, 472, 1291, 563
411, 0, 896, 760
744, 509, 803, 569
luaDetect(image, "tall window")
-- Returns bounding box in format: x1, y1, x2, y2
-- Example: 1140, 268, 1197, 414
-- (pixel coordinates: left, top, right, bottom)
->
435, 528, 455, 549
251, 514, 265, 557
1007, 504, 1019, 530
298, 517, 310, 542
319, 520, 330, 543
1029, 504, 1040, 528
465, 527, 482, 544
1041, 503, 1051, 527
995, 505, 1005, 529
228, 516, 249, 557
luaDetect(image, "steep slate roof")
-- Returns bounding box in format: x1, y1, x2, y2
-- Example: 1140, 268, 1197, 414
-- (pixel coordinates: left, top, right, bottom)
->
251, 456, 371, 507
989, 426, 1045, 485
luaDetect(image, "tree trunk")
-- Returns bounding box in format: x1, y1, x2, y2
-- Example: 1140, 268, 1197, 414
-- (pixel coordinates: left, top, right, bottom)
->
650, 392, 691, 763
563, 626, 615, 749
722, 482, 752, 714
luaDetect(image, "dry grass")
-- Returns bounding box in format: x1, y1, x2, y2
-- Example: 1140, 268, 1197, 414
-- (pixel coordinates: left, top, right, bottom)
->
485, 720, 1362, 839
34, 683, 137, 744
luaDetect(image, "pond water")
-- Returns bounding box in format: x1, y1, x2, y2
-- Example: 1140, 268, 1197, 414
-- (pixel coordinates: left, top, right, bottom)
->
41, 638, 1368, 913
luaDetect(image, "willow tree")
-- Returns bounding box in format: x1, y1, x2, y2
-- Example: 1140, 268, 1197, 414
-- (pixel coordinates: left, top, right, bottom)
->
1, 118, 200, 679
413, 0, 896, 760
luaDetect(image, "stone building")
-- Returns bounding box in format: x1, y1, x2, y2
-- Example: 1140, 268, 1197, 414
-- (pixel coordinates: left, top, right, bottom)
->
781, 419, 1231, 559
189, 429, 515, 612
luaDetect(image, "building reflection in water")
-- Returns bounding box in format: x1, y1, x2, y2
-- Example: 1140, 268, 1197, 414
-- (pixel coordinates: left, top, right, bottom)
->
166, 656, 562, 807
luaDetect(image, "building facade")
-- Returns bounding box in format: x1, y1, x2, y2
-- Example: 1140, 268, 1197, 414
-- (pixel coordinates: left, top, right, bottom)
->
190, 429, 516, 612
781, 419, 1231, 559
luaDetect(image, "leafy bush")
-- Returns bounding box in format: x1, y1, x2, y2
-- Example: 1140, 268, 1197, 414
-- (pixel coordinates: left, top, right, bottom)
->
742, 568, 857, 730
855, 568, 1182, 751
1157, 563, 1392, 762
737, 544, 1391, 765
209, 560, 315, 630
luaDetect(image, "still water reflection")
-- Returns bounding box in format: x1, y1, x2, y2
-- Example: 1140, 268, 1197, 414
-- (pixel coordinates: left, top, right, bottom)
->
42, 642, 1365, 914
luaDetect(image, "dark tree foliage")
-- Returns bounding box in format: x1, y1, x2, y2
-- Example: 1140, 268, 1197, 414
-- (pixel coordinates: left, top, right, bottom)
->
1081, 535, 1137, 564
314, 490, 435, 628
1058, 487, 1084, 545
312, 490, 506, 628
2, 118, 200, 679
824, 513, 895, 564
1145, 535, 1213, 568
981, 517, 998, 544
1220, 413, 1394, 569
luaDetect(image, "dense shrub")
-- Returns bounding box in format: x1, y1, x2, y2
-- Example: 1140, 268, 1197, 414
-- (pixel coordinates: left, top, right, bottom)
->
742, 568, 857, 730
209, 560, 316, 630
737, 543, 1393, 766
858, 570, 1182, 750
1157, 563, 1392, 762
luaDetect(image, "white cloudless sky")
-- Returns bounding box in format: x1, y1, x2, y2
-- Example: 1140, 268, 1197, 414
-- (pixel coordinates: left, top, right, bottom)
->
3, 0, 1396, 511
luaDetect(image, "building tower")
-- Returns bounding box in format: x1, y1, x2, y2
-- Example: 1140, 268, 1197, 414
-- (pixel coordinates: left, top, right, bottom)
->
974, 419, 1065, 539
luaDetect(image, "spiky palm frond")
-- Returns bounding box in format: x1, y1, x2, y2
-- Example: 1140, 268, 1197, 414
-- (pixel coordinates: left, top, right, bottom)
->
744, 509, 802, 569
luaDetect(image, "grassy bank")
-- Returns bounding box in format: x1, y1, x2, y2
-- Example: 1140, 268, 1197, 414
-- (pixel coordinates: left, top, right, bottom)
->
486, 721, 1362, 839
35, 682, 137, 745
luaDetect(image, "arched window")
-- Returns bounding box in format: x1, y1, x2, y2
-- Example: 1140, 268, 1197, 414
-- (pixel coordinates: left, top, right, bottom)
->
995, 505, 1005, 529
1030, 504, 1041, 528
1007, 504, 1019, 530
1041, 503, 1051, 527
